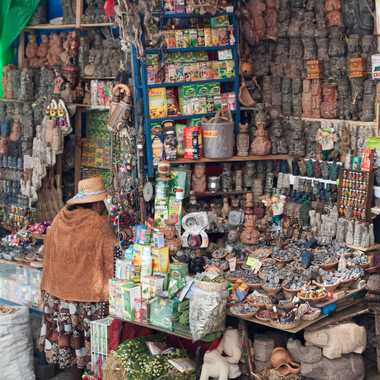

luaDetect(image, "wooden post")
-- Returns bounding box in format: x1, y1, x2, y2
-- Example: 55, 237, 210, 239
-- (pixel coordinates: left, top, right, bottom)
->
18, 32, 25, 68
74, 109, 82, 191
75, 0, 83, 28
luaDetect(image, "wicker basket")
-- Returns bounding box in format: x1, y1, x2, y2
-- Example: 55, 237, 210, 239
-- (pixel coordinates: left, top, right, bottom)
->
271, 319, 301, 330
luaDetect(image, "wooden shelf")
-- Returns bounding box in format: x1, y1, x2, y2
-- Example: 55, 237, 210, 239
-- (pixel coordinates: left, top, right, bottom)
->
147, 78, 234, 89
162, 154, 289, 164
26, 23, 76, 30
146, 44, 236, 54
194, 190, 251, 198
82, 76, 116, 80
25, 22, 115, 30
0, 98, 32, 103
80, 22, 115, 28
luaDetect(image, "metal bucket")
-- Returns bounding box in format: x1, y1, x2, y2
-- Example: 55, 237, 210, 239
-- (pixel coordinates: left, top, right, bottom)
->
202, 111, 234, 159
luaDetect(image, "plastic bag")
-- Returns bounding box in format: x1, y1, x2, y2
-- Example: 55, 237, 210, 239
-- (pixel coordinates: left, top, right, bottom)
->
189, 285, 227, 341
0, 306, 35, 379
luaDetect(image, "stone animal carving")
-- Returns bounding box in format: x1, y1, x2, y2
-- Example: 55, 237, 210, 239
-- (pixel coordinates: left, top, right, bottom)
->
304, 323, 366, 359
200, 328, 242, 380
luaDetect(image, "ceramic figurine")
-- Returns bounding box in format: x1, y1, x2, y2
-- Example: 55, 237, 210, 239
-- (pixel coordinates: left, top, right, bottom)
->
82, 0, 97, 23
25, 33, 39, 68
19, 68, 34, 101
350, 77, 364, 120
95, 0, 106, 22
278, 0, 290, 38
302, 79, 313, 117
320, 84, 338, 119
37, 34, 49, 67
250, 123, 271, 156
192, 164, 207, 193
236, 124, 250, 157
240, 210, 260, 245
47, 33, 64, 67
62, 31, 79, 66
360, 79, 376, 122
234, 169, 243, 191
343, 0, 374, 35
243, 162, 255, 190
292, 78, 302, 117
62, 0, 76, 24
78, 36, 90, 75
325, 0, 343, 27
222, 197, 230, 219
282, 77, 292, 116
221, 163, 233, 192
163, 217, 181, 254
265, 0, 278, 40
270, 118, 288, 154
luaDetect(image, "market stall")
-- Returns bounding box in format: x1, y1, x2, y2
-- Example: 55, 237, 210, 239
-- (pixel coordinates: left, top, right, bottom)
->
1, 0, 380, 379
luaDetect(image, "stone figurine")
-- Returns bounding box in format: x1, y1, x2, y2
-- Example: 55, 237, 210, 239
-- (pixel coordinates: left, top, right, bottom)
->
236, 124, 250, 156
62, 0, 76, 24
270, 118, 288, 154
192, 164, 207, 193
320, 84, 337, 119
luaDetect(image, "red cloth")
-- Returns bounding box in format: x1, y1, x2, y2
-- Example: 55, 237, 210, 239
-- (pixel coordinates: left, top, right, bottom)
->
104, 0, 116, 17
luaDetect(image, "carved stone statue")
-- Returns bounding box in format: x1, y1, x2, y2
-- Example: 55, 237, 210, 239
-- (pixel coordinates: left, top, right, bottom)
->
192, 164, 207, 193
250, 123, 271, 156
236, 124, 250, 157
325, 0, 342, 27
270, 118, 288, 154
320, 84, 337, 119
62, 0, 76, 24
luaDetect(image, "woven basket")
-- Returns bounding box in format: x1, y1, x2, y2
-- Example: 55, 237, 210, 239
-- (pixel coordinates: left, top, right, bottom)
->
271, 319, 301, 330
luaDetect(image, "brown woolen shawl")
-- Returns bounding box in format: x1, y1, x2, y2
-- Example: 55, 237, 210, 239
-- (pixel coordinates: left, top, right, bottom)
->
41, 207, 117, 302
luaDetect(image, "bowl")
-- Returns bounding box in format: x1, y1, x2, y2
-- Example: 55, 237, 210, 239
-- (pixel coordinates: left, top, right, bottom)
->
262, 285, 281, 297
282, 286, 302, 300
321, 261, 339, 271
313, 280, 340, 293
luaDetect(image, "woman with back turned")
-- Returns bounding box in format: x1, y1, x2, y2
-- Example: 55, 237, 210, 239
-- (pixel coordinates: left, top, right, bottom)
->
40, 177, 116, 378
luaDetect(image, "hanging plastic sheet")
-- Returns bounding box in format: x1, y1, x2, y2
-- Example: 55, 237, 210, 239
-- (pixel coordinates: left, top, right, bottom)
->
0, 0, 40, 97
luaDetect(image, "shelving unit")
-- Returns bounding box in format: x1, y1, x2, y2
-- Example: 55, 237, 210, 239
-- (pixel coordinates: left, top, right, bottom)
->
161, 154, 289, 165
133, 3, 241, 176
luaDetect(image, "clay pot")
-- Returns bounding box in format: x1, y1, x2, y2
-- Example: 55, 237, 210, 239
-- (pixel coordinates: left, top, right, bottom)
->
271, 347, 300, 376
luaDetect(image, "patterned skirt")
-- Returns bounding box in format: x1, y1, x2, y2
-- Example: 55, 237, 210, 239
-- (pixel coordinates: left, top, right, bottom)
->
39, 291, 108, 370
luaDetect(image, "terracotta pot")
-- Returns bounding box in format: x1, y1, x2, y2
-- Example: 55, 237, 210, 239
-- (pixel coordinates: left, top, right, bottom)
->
271, 347, 300, 376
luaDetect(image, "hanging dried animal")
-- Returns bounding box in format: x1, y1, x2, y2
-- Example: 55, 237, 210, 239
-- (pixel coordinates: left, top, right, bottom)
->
115, 0, 162, 58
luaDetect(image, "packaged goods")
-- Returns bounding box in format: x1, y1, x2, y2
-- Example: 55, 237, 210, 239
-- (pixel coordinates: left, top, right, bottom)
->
122, 282, 141, 320
149, 88, 167, 119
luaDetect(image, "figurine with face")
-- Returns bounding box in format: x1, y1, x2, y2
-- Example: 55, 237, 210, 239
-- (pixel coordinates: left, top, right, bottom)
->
192, 164, 207, 193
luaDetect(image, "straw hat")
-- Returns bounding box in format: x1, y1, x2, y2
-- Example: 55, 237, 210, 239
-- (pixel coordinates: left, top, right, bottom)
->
67, 177, 107, 205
